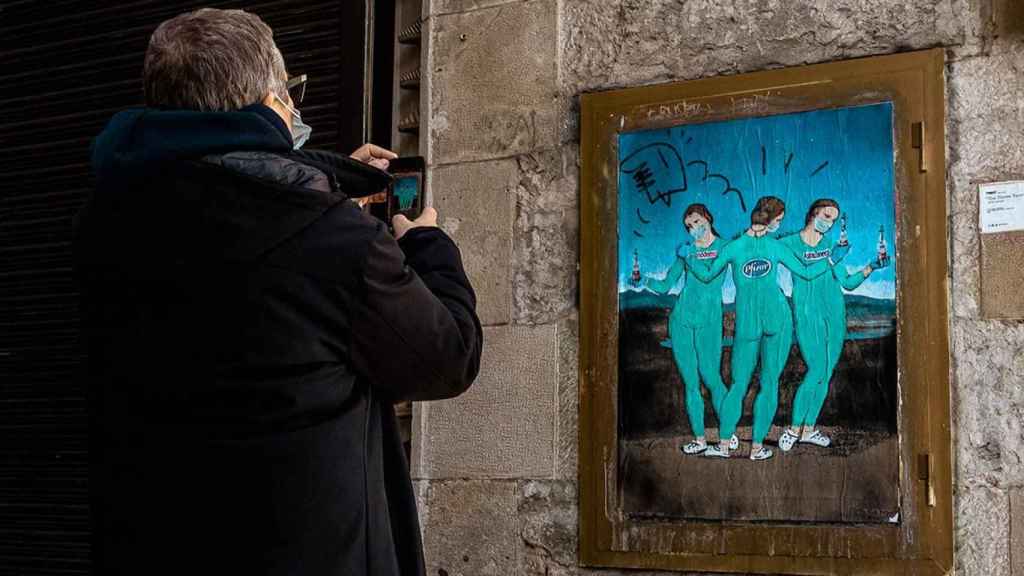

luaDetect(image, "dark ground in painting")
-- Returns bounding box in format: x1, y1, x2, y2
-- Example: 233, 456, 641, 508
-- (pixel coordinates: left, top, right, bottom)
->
621, 427, 899, 522
618, 302, 899, 523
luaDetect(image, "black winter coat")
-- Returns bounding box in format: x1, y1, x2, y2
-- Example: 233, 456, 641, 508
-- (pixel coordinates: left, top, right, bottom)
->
74, 104, 482, 575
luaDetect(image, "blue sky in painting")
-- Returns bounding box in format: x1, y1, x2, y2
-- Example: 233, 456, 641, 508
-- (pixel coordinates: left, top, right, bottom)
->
618, 102, 896, 303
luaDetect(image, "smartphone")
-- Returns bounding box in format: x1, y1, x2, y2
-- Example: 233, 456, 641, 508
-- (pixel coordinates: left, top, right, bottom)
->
386, 156, 425, 224
362, 156, 425, 233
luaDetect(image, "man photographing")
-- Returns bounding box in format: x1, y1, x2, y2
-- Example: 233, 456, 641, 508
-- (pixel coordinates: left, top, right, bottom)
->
74, 8, 482, 576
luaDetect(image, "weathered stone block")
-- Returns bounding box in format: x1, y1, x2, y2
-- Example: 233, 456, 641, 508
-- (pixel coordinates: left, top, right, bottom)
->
556, 315, 578, 481
1011, 488, 1024, 576
561, 0, 968, 95
948, 0, 993, 59
947, 38, 1024, 319
431, 159, 516, 326
518, 480, 578, 575
429, 0, 558, 163
413, 324, 558, 479
949, 201, 981, 320
956, 484, 1011, 576
421, 480, 517, 576
428, 0, 519, 16
952, 319, 1024, 488
512, 146, 579, 324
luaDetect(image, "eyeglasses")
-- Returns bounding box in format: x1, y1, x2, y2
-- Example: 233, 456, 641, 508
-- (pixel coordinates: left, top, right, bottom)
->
286, 74, 308, 105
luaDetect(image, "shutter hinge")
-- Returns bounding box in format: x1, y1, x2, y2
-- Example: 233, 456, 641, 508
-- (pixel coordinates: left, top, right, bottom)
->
912, 121, 927, 173
918, 452, 936, 507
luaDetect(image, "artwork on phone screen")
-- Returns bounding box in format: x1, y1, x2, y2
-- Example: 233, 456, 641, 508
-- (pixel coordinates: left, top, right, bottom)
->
617, 102, 899, 523
391, 172, 423, 219
393, 175, 419, 212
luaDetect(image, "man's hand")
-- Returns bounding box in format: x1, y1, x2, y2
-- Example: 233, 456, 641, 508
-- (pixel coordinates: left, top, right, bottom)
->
393, 207, 438, 241
356, 191, 387, 209
350, 143, 397, 170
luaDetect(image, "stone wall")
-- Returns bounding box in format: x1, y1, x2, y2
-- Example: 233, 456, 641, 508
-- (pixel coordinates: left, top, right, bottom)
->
412, 1, 1024, 574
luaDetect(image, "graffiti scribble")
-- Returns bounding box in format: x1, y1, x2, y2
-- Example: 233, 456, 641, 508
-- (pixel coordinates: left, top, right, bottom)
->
687, 160, 708, 180
621, 142, 688, 207
622, 141, 746, 212
706, 173, 747, 212
631, 164, 657, 197
656, 149, 669, 169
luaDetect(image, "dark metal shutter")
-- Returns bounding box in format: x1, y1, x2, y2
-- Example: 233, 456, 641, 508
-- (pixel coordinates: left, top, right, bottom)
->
0, 2, 369, 573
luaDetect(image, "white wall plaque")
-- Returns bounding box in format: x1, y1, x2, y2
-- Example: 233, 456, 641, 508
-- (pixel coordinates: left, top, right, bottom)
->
979, 180, 1024, 234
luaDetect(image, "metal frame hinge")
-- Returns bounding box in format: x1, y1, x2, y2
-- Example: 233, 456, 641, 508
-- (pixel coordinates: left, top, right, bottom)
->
918, 452, 936, 507
912, 121, 927, 173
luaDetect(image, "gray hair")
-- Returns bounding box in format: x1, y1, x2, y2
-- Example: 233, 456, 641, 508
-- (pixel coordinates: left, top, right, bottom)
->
143, 8, 288, 111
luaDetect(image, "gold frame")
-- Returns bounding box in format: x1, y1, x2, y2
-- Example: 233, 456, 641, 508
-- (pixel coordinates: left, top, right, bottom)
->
578, 49, 951, 575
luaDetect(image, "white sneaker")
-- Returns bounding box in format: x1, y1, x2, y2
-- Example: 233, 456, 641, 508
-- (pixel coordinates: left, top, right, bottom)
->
729, 434, 739, 450
779, 429, 799, 452
800, 430, 831, 447
704, 444, 730, 458
681, 439, 707, 455
749, 446, 774, 461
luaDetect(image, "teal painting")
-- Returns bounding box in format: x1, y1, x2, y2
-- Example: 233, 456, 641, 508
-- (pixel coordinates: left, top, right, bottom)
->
616, 103, 900, 524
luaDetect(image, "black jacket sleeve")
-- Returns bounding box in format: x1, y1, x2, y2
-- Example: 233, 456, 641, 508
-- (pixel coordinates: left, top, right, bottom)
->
348, 225, 483, 403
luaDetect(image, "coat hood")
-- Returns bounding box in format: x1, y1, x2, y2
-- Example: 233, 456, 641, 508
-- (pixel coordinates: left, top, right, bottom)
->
90, 104, 293, 186
82, 104, 395, 263
90, 104, 392, 198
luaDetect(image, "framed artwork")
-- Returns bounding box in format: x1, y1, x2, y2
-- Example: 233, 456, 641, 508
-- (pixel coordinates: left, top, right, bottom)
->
579, 50, 951, 574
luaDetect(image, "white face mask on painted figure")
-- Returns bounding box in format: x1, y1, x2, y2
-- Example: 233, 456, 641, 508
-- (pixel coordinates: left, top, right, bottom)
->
814, 217, 833, 234
274, 93, 312, 149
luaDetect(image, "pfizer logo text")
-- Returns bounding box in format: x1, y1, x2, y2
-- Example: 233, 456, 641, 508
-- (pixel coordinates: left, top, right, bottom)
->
742, 258, 772, 278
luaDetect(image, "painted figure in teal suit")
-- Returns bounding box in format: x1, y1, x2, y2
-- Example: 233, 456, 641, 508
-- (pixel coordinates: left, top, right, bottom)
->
689, 196, 848, 460
777, 199, 889, 452
645, 204, 737, 455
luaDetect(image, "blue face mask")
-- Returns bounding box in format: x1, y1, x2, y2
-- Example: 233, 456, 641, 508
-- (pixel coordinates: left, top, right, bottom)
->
275, 93, 312, 149
290, 116, 312, 149
813, 217, 833, 234
766, 221, 781, 233
688, 224, 707, 240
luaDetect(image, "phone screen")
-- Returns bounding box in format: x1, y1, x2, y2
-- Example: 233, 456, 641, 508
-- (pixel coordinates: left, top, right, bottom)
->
385, 156, 425, 227
389, 173, 422, 221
